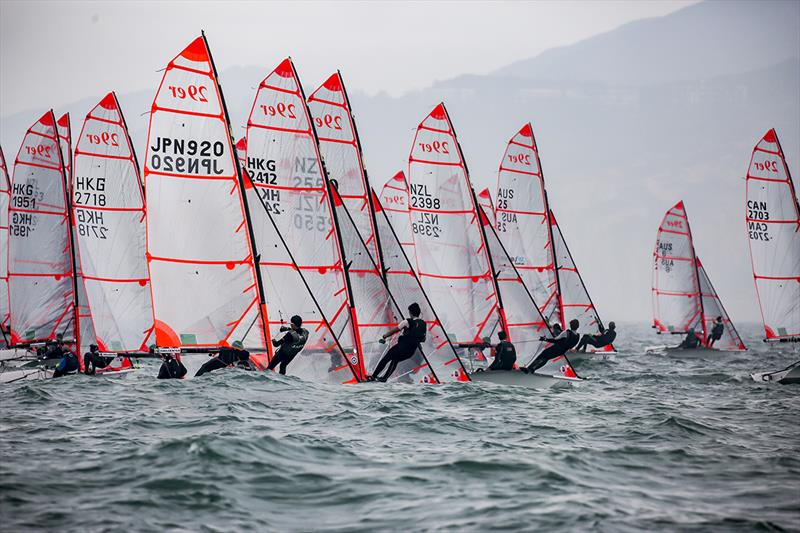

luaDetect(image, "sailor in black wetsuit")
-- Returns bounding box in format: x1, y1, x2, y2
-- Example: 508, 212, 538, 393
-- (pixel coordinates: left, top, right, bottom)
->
157, 353, 188, 379
369, 303, 426, 382
268, 315, 309, 375
679, 328, 701, 349
488, 331, 516, 371
525, 319, 580, 373
83, 344, 110, 375
575, 321, 617, 352
52, 338, 79, 378
195, 341, 253, 377
707, 317, 724, 348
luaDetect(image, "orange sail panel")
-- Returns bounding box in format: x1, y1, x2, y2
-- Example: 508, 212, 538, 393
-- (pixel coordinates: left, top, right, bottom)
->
144, 35, 265, 348
8, 111, 76, 344
745, 129, 800, 340
477, 188, 496, 227
73, 93, 155, 352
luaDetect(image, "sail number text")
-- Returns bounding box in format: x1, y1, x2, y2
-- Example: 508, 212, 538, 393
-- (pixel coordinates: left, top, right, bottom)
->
747, 200, 771, 241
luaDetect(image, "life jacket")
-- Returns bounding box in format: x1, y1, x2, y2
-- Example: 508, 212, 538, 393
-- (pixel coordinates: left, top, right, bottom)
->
564, 329, 579, 350
281, 328, 309, 357
399, 318, 426, 345
495, 341, 517, 368
711, 323, 724, 338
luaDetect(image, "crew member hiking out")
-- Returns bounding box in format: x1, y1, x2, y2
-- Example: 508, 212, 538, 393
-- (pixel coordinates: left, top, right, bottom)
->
488, 331, 516, 371
707, 317, 724, 348
368, 303, 426, 382
679, 328, 701, 349
195, 341, 254, 377
52, 338, 79, 378
268, 315, 309, 375
576, 322, 617, 352
525, 319, 580, 373
157, 352, 187, 379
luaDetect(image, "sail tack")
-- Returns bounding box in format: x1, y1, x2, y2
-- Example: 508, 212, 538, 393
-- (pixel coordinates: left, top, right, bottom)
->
0, 146, 10, 332
73, 92, 154, 352
144, 35, 264, 348
8, 111, 76, 344
745, 129, 800, 340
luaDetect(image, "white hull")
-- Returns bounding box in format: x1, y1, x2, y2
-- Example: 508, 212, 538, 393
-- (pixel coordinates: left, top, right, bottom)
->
469, 370, 581, 389
569, 351, 616, 366
751, 361, 800, 385
0, 366, 55, 383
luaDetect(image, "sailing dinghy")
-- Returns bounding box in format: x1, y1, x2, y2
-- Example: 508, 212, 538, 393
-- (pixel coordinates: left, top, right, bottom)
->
650, 201, 745, 355
407, 104, 579, 388
144, 34, 267, 377
745, 129, 800, 384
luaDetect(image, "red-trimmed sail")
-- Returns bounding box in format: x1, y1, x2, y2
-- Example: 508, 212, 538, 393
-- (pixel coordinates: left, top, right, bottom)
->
477, 188, 496, 227
494, 123, 561, 327
243, 57, 361, 382
652, 201, 703, 337
73, 92, 154, 352
0, 146, 10, 331
745, 129, 800, 340
144, 35, 265, 349
550, 210, 613, 350
308, 72, 381, 268
408, 103, 501, 344
379, 171, 416, 265
697, 257, 746, 351
8, 111, 76, 344
371, 189, 469, 382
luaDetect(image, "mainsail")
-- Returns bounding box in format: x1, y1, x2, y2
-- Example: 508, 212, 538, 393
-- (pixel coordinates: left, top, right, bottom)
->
494, 123, 561, 326
73, 92, 154, 352
243, 57, 361, 381
477, 188, 496, 226
408, 103, 501, 343
697, 257, 746, 351
8, 111, 77, 345
0, 146, 10, 333
550, 210, 612, 349
144, 34, 265, 349
58, 112, 97, 357
379, 171, 415, 264
308, 72, 381, 267
371, 189, 469, 382
745, 129, 800, 341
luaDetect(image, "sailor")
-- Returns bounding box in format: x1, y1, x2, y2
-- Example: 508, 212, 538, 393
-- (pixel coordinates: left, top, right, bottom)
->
707, 317, 724, 348
488, 331, 516, 371
52, 338, 79, 378
369, 303, 427, 382
525, 319, 580, 373
195, 341, 253, 377
268, 315, 309, 375
679, 328, 701, 349
83, 344, 110, 375
157, 352, 188, 379
575, 322, 617, 352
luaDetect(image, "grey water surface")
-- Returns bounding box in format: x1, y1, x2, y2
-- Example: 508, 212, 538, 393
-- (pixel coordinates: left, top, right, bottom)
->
1, 323, 798, 532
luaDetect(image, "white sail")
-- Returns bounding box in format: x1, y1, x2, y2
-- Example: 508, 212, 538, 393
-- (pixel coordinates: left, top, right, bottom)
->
243, 57, 361, 382
308, 72, 381, 267
745, 129, 800, 340
144, 35, 265, 348
8, 111, 76, 344
0, 146, 10, 333
652, 201, 702, 335
73, 92, 154, 352
408, 103, 499, 343
697, 258, 746, 351
379, 171, 416, 266
477, 188, 496, 227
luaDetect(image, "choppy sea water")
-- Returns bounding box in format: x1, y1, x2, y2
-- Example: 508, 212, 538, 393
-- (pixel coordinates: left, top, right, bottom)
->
1, 323, 798, 532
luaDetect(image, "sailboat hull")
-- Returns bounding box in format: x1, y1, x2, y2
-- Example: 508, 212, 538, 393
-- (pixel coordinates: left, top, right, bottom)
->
469, 370, 580, 389
751, 361, 800, 384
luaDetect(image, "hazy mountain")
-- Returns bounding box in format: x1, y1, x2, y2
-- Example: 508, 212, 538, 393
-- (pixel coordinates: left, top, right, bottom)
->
1, 0, 797, 325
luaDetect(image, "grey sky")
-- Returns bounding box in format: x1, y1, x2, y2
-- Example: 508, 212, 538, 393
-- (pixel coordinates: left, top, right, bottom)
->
1, 0, 695, 117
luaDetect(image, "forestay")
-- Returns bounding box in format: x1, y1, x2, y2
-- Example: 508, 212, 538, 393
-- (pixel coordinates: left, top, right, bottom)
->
308, 72, 380, 267
8, 111, 77, 344
371, 190, 469, 382
73, 92, 155, 352
379, 171, 415, 264
0, 146, 10, 332
745, 129, 800, 340
494, 123, 561, 326
144, 35, 265, 348
408, 103, 500, 344
244, 57, 360, 382
652, 201, 702, 335
697, 257, 746, 351
59, 113, 97, 358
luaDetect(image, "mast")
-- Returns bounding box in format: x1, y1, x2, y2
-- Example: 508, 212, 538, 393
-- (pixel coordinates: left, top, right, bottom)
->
203, 31, 269, 346
544, 191, 565, 328
683, 203, 707, 342
471, 187, 509, 335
